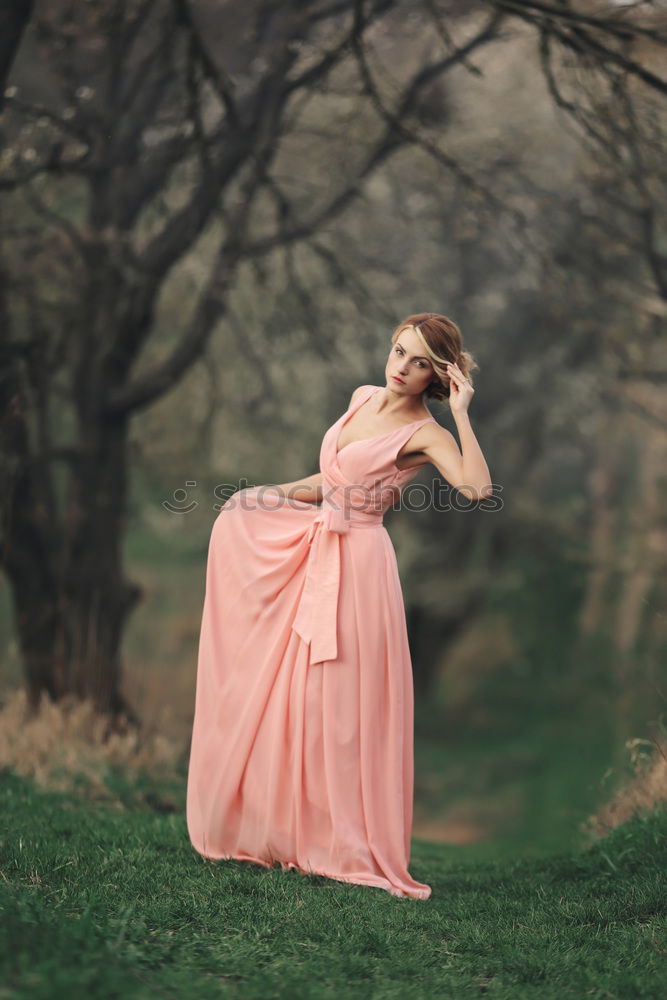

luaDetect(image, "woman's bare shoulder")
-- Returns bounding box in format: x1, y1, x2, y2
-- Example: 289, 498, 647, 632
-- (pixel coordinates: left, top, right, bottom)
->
348, 384, 375, 407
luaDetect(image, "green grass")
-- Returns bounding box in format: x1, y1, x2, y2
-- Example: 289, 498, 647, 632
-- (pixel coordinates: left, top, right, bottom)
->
1, 768, 666, 999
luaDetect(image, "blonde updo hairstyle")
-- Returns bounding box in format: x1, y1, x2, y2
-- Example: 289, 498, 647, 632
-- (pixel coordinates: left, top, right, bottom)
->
391, 312, 479, 403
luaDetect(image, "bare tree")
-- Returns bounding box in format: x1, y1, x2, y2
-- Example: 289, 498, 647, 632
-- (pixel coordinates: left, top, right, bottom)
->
2, 0, 666, 727
0, 0, 506, 723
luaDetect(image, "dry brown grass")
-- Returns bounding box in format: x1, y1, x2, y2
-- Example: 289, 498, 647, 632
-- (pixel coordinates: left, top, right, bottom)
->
0, 685, 186, 809
581, 731, 667, 839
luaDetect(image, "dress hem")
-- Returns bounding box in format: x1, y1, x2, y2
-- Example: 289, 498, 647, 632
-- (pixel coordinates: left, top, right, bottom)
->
191, 845, 432, 900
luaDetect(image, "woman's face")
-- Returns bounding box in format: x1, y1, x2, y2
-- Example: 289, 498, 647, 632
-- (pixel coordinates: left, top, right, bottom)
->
385, 326, 436, 395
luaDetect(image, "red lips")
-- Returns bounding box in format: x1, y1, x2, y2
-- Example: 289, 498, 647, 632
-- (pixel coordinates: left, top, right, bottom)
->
392, 376, 405, 384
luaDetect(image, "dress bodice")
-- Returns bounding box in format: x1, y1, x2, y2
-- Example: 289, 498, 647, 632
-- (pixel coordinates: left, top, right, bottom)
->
317, 384, 437, 530
291, 384, 437, 667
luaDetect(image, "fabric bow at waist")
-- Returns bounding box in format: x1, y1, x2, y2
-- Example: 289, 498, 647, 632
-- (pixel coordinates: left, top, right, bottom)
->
291, 501, 382, 666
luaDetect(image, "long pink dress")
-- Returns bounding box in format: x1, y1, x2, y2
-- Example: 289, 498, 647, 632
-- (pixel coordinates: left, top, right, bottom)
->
186, 384, 434, 900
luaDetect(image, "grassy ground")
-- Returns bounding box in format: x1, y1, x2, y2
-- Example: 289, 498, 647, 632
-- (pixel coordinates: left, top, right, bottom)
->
1, 767, 666, 1000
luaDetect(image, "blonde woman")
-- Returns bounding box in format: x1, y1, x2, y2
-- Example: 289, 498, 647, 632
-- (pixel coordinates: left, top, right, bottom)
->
186, 313, 491, 899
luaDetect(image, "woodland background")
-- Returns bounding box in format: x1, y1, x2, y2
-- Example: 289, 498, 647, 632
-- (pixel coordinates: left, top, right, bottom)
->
1, 0, 666, 854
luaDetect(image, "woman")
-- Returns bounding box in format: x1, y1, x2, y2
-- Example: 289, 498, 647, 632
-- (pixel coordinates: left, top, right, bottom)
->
186, 312, 491, 899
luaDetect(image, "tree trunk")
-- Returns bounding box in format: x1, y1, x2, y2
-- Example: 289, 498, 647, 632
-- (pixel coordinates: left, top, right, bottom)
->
0, 0, 33, 107
611, 402, 667, 741
3, 383, 142, 727
576, 411, 619, 641
574, 395, 667, 743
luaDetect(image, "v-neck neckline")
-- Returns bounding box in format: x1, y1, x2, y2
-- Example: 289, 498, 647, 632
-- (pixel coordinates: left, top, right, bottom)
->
335, 386, 433, 458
